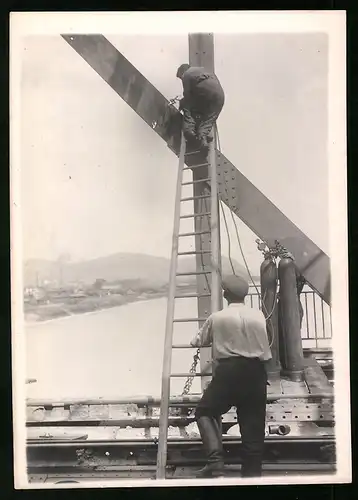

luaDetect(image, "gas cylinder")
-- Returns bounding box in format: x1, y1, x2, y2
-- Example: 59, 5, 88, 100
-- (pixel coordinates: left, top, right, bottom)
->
260, 255, 280, 380
278, 257, 304, 381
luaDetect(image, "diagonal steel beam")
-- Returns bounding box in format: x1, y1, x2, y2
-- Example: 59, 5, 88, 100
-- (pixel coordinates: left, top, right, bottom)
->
61, 34, 331, 305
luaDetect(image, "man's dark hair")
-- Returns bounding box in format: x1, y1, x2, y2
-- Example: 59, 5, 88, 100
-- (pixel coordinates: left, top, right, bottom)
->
224, 290, 245, 304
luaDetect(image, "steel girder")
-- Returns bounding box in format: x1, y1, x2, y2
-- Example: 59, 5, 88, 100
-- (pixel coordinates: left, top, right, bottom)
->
61, 34, 331, 305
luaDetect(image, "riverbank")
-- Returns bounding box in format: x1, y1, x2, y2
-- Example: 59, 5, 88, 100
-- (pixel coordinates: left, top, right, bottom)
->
24, 290, 167, 323
23, 284, 198, 323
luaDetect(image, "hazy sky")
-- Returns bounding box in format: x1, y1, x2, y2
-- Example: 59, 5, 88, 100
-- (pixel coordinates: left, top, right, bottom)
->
20, 33, 329, 274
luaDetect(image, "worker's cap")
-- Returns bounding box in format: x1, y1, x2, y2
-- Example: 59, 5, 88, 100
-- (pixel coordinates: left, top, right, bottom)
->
222, 274, 249, 300
176, 63, 190, 78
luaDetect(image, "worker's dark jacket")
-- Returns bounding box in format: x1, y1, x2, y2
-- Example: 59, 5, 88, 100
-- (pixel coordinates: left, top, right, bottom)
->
180, 67, 225, 115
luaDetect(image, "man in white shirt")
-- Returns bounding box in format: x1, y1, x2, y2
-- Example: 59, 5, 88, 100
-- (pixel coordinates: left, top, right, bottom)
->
190, 274, 272, 478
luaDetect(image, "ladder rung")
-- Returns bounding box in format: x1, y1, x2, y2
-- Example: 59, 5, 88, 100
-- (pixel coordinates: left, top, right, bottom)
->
174, 293, 211, 298
184, 150, 201, 156
173, 318, 207, 323
177, 251, 211, 255
182, 178, 210, 186
183, 163, 209, 170
181, 195, 211, 202
176, 271, 210, 276
178, 230, 210, 237
179, 212, 211, 219
171, 373, 212, 377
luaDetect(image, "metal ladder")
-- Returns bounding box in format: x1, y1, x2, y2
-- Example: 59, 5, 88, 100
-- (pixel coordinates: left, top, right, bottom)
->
156, 131, 221, 479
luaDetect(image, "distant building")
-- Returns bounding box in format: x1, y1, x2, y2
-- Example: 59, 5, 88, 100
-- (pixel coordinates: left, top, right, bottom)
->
102, 284, 124, 293
25, 287, 47, 303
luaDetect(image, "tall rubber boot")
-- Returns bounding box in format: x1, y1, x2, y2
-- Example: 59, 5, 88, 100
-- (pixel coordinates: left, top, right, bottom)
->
241, 445, 264, 477
199, 137, 209, 151
196, 416, 225, 478
241, 458, 262, 478
206, 128, 214, 143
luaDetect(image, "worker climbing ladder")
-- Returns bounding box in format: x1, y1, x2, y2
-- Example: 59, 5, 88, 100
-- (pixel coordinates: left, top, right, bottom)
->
156, 131, 221, 479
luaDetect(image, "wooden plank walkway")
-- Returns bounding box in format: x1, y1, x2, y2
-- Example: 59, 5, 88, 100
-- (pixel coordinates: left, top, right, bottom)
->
303, 355, 333, 395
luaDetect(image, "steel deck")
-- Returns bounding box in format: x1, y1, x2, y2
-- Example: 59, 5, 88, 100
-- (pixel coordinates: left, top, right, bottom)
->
26, 353, 335, 482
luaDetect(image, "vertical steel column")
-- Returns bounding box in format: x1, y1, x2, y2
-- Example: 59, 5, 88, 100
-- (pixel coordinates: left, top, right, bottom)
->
188, 33, 222, 390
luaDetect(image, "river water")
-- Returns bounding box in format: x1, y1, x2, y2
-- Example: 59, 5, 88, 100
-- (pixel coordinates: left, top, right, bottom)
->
25, 297, 205, 400
25, 295, 331, 401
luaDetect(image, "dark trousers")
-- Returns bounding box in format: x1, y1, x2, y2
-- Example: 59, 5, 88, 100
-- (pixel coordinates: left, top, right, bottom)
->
195, 356, 268, 477
182, 103, 223, 147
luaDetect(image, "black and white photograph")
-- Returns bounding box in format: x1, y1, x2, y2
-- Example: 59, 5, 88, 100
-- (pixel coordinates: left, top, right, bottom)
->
10, 11, 349, 488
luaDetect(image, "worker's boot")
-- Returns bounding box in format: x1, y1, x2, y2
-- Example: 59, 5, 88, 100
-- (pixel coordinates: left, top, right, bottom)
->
196, 416, 225, 478
184, 130, 197, 142
241, 456, 263, 478
206, 130, 214, 143
199, 137, 209, 151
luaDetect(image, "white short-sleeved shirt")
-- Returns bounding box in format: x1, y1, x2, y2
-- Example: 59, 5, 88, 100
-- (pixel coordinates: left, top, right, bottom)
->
192, 303, 272, 362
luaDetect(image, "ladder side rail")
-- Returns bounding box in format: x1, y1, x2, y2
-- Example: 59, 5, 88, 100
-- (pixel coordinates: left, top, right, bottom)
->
194, 176, 212, 391
156, 132, 186, 479
210, 134, 221, 315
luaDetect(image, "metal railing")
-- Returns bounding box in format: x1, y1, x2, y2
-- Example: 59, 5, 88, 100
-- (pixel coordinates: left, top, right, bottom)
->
245, 284, 332, 349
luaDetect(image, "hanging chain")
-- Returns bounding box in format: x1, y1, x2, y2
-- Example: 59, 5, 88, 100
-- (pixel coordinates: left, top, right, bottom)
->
177, 348, 201, 418
181, 348, 200, 396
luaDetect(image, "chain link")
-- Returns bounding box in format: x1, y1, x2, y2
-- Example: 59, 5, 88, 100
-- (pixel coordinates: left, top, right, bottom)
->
181, 348, 200, 396
178, 348, 201, 417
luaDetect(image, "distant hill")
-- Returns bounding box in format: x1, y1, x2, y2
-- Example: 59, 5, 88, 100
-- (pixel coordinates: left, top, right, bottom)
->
23, 253, 257, 288
24, 254, 169, 288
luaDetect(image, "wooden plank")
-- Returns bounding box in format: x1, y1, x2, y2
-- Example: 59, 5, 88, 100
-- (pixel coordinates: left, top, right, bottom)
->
27, 434, 335, 447
281, 378, 309, 396
27, 389, 333, 411
267, 379, 282, 396
27, 408, 334, 427
27, 399, 334, 427
61, 34, 331, 304
304, 356, 333, 395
